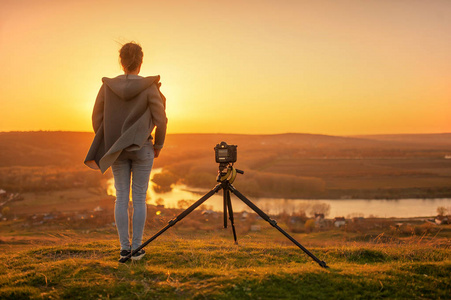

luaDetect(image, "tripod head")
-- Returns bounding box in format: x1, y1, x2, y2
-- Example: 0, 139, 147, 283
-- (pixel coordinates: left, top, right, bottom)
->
218, 162, 230, 174
217, 162, 244, 183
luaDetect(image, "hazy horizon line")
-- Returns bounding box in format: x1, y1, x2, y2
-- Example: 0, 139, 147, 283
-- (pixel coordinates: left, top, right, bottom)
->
1, 130, 450, 137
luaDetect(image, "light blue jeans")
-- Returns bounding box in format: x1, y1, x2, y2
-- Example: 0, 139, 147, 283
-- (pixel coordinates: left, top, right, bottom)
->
111, 141, 154, 250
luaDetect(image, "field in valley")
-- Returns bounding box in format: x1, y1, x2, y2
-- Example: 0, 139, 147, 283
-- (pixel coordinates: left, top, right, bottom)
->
1, 131, 451, 199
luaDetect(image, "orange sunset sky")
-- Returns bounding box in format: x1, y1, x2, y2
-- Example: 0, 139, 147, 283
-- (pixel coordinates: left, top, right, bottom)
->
1, 0, 450, 135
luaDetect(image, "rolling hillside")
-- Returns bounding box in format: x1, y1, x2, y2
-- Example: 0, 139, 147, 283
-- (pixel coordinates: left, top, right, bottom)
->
1, 131, 450, 199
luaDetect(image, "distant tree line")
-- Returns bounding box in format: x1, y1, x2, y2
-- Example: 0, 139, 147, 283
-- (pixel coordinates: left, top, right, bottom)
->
0, 166, 105, 192
155, 160, 326, 199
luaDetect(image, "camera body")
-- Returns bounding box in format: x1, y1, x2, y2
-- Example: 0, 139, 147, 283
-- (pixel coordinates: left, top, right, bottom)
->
214, 141, 237, 164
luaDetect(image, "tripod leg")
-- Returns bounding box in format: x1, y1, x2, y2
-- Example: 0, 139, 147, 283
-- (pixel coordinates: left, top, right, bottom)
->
225, 188, 238, 244
228, 184, 328, 268
119, 183, 223, 263
223, 187, 228, 229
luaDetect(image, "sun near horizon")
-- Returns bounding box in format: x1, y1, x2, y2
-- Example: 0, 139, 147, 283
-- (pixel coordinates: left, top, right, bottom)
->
1, 0, 450, 136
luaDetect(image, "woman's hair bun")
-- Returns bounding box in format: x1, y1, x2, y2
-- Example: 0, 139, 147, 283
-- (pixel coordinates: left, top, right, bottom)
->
119, 42, 143, 73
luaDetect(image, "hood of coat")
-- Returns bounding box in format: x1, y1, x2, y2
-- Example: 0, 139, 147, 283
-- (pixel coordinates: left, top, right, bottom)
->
102, 75, 160, 101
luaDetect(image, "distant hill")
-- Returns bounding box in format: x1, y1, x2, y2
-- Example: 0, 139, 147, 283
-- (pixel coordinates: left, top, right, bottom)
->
1, 131, 450, 198
0, 131, 450, 168
0, 131, 94, 167
351, 133, 451, 148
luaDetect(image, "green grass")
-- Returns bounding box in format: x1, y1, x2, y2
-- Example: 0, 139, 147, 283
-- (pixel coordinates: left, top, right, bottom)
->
0, 232, 450, 299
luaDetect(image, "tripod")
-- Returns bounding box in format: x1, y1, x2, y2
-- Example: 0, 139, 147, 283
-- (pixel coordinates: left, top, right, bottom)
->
119, 164, 328, 268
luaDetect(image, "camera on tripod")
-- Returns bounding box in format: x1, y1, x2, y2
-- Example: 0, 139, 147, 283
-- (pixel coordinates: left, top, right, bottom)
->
214, 141, 237, 164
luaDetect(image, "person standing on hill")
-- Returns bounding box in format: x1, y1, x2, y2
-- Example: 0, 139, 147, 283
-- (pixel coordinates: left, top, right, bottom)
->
84, 42, 167, 261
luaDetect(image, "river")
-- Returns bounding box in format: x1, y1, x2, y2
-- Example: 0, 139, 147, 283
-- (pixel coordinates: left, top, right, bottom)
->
106, 168, 451, 218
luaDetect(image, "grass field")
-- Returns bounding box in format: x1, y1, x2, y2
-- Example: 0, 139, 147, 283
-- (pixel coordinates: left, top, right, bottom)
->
1, 226, 450, 299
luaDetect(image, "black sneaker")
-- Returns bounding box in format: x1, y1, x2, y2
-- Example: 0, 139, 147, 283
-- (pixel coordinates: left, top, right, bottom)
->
131, 249, 145, 261
120, 250, 131, 259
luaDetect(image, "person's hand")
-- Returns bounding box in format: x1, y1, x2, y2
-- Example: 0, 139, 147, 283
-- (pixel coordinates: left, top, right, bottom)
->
154, 148, 161, 158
